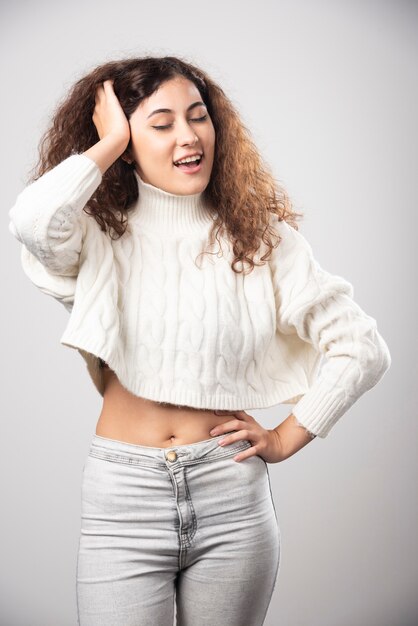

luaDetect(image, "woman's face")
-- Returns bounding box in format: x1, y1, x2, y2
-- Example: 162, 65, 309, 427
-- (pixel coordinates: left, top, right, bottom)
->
125, 76, 215, 195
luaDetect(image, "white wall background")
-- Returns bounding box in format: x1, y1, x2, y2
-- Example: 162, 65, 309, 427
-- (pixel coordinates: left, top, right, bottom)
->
1, 0, 416, 624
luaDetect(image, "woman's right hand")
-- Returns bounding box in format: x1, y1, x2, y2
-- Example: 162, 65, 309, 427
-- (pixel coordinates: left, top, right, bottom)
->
92, 79, 131, 150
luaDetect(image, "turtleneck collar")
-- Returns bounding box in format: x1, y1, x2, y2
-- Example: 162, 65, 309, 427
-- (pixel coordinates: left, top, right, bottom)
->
130, 169, 215, 236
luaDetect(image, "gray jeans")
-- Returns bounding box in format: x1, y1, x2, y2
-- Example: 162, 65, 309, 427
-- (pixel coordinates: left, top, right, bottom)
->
76, 432, 281, 625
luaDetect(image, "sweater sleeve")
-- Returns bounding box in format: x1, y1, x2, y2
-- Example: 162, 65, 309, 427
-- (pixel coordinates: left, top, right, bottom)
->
17, 243, 77, 312
270, 217, 392, 439
8, 153, 102, 277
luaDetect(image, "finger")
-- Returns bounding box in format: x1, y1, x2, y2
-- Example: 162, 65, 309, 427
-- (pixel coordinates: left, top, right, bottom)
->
215, 409, 247, 419
94, 85, 105, 102
217, 429, 250, 447
232, 447, 260, 463
210, 418, 241, 436
103, 79, 115, 90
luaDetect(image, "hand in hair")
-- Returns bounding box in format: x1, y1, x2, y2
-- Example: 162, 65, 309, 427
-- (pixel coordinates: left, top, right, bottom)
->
92, 79, 131, 149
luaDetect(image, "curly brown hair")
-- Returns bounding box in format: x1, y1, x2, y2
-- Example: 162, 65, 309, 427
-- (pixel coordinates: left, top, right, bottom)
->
28, 54, 303, 274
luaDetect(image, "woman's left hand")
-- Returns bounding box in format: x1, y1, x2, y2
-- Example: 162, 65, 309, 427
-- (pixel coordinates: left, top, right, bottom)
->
210, 410, 285, 463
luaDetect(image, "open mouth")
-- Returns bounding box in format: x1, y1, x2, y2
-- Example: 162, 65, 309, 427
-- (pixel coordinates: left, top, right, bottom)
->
173, 155, 203, 168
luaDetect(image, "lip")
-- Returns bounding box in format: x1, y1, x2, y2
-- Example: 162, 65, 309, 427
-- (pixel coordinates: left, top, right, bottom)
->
173, 155, 204, 174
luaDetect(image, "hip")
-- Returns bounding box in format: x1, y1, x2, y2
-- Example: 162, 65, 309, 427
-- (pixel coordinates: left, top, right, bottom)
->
81, 432, 278, 537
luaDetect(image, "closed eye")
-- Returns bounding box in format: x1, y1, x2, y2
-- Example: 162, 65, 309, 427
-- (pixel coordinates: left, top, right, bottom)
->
152, 115, 208, 130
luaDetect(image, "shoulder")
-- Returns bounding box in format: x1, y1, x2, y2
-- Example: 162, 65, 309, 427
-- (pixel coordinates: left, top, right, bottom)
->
269, 213, 355, 303
268, 214, 314, 264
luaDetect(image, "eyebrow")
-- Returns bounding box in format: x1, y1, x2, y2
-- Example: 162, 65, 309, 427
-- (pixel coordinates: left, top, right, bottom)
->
147, 101, 207, 119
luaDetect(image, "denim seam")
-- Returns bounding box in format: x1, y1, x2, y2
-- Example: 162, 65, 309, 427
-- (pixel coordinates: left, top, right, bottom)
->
259, 467, 281, 625
166, 470, 183, 571
88, 451, 162, 468
175, 442, 252, 466
181, 465, 198, 547
88, 441, 252, 468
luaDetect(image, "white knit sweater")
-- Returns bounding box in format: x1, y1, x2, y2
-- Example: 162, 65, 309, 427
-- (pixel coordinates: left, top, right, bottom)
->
8, 154, 391, 438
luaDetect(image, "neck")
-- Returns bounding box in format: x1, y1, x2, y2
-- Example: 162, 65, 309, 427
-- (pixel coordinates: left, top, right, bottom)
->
131, 169, 215, 236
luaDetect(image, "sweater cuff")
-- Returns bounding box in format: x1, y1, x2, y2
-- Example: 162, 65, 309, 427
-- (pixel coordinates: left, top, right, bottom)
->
291, 328, 392, 439
34, 153, 103, 233
290, 379, 348, 438
40, 153, 102, 199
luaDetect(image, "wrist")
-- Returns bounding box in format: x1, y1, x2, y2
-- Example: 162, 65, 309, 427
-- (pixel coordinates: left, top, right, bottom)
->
273, 414, 317, 460
83, 135, 128, 176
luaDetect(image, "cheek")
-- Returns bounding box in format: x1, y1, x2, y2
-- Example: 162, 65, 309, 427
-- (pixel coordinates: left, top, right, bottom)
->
209, 134, 216, 158
139, 144, 172, 167
204, 128, 216, 158
132, 130, 169, 156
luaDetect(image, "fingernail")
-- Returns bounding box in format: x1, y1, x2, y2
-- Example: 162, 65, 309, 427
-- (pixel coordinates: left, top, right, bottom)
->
210, 429, 217, 436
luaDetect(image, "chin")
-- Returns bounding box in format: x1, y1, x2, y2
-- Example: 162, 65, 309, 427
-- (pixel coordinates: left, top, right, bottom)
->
179, 182, 207, 195
169, 175, 208, 195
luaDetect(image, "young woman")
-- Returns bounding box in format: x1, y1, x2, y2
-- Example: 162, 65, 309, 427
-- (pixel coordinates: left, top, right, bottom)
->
9, 55, 391, 626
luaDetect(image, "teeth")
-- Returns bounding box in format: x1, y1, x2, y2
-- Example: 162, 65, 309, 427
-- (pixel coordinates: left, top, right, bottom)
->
175, 155, 201, 165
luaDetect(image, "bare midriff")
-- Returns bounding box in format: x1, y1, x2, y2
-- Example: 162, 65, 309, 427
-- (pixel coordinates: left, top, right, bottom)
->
95, 366, 236, 448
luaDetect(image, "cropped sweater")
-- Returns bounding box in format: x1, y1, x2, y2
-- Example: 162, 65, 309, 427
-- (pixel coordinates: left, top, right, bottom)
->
8, 153, 391, 438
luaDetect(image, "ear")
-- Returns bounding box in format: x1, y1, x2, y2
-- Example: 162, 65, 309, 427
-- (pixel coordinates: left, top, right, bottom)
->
121, 151, 134, 164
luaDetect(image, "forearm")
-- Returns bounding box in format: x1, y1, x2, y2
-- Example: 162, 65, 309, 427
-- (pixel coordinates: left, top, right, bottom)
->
8, 153, 103, 273
272, 413, 317, 460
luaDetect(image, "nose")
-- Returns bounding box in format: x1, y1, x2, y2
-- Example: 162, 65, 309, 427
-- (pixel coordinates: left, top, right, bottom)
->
176, 119, 199, 146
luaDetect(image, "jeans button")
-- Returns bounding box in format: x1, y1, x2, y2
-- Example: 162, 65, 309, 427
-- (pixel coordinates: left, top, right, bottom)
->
165, 450, 177, 462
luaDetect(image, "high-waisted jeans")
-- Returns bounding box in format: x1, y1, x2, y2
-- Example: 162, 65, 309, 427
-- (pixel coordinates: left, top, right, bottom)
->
76, 432, 281, 626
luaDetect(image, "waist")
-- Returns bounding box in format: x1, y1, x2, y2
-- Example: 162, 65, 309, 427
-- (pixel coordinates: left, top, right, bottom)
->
96, 370, 235, 448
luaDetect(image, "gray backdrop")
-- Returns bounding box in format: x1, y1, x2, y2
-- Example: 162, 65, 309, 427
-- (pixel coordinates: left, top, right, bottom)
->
1, 0, 416, 625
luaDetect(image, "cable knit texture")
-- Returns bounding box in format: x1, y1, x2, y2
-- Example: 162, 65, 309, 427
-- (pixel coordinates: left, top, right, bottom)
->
8, 153, 391, 438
